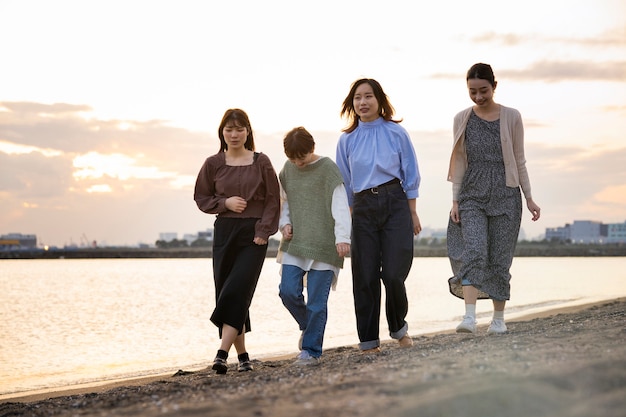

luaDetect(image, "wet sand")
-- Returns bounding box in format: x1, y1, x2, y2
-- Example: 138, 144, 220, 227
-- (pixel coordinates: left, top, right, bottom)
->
1, 298, 625, 417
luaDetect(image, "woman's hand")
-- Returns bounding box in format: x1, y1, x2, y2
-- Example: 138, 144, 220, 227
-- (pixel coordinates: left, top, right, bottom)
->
225, 196, 247, 213
411, 212, 422, 235
527, 198, 541, 221
407, 199, 422, 235
253, 237, 267, 245
281, 224, 293, 240
336, 242, 350, 257
450, 201, 460, 224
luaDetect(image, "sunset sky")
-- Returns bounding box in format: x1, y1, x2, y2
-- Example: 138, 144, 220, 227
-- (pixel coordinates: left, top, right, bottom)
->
1, 0, 625, 247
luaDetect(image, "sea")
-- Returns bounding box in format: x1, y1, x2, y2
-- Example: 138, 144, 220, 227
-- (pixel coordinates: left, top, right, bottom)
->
1, 257, 625, 399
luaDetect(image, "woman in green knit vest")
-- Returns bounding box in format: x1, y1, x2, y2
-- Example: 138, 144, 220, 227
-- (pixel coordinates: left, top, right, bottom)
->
277, 127, 351, 366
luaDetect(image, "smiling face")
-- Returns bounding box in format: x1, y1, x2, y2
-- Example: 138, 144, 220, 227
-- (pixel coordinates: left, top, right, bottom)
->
353, 82, 380, 122
467, 78, 496, 108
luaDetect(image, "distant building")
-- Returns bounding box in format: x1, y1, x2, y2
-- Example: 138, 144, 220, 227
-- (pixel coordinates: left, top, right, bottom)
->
159, 229, 214, 245
570, 220, 603, 243
0, 233, 37, 249
606, 221, 626, 244
545, 220, 626, 244
546, 224, 571, 242
197, 229, 214, 242
182, 233, 197, 245
159, 232, 178, 242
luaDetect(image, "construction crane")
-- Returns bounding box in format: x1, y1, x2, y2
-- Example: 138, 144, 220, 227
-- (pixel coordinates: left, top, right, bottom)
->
81, 233, 97, 248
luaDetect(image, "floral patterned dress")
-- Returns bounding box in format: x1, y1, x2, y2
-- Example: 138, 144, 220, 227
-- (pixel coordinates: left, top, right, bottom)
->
447, 110, 522, 301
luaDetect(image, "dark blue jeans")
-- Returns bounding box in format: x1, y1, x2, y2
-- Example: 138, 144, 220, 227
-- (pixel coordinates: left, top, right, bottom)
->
351, 183, 414, 350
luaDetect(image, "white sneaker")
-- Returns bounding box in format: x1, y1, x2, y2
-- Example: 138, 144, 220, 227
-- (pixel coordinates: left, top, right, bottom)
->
456, 316, 477, 333
487, 319, 508, 334
294, 350, 320, 366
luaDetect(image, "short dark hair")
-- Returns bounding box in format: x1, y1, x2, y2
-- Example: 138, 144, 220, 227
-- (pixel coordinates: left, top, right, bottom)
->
217, 108, 255, 152
283, 127, 315, 159
466, 63, 496, 87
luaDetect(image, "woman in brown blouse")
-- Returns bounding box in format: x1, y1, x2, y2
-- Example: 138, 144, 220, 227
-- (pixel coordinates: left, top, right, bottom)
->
194, 108, 280, 374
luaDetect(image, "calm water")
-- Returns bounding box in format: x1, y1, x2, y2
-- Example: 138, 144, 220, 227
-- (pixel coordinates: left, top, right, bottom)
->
1, 257, 625, 398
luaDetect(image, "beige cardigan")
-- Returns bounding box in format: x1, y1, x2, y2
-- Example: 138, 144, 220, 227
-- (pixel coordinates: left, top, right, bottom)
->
447, 105, 532, 201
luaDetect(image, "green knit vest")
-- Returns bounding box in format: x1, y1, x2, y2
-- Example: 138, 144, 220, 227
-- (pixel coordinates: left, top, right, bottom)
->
279, 157, 345, 268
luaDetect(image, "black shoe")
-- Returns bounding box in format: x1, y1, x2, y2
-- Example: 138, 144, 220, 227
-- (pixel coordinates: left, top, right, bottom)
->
212, 357, 228, 374
238, 359, 254, 372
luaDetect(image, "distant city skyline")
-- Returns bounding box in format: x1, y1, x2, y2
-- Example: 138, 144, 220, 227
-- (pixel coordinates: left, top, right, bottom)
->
4, 216, 626, 249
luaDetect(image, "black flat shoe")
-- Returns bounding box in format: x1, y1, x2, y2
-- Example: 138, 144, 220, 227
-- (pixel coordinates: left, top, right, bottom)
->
238, 360, 253, 372
212, 357, 228, 374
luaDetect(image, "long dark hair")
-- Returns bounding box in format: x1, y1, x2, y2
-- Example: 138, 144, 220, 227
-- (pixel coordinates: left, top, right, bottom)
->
340, 78, 401, 133
217, 108, 255, 152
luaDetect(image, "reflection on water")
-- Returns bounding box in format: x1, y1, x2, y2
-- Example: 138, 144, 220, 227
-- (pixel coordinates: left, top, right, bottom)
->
1, 257, 624, 397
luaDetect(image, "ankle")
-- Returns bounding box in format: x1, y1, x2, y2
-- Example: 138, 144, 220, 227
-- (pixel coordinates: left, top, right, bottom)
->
216, 349, 228, 360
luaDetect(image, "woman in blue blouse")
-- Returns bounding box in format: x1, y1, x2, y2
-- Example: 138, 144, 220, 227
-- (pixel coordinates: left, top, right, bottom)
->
336, 78, 422, 353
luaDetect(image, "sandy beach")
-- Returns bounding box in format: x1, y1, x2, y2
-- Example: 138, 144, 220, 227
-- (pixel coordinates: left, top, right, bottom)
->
1, 298, 624, 417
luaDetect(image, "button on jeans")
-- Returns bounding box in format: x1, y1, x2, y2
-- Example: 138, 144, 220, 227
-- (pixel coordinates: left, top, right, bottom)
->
279, 265, 333, 358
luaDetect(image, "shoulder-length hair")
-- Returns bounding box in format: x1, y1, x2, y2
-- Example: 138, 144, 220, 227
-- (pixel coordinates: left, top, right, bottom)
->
340, 78, 401, 133
218, 108, 255, 151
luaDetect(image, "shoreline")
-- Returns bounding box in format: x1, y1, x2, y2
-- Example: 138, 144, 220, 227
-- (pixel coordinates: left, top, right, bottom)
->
3, 297, 622, 405
3, 297, 625, 417
2, 243, 626, 259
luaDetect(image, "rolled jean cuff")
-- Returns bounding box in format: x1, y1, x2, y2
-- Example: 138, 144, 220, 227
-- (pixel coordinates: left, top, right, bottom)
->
358, 339, 380, 351
390, 322, 408, 340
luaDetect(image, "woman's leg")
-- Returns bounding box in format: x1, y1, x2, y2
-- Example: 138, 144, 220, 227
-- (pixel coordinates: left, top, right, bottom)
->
301, 269, 333, 358
351, 198, 382, 351
220, 324, 240, 353
380, 191, 413, 341
456, 208, 488, 333
278, 265, 307, 331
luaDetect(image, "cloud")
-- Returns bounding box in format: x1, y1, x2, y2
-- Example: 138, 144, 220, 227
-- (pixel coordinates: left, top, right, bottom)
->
600, 105, 626, 115
0, 100, 212, 174
0, 151, 74, 197
525, 144, 626, 226
498, 60, 626, 82
0, 103, 215, 246
470, 28, 626, 47
431, 60, 626, 83
593, 184, 626, 205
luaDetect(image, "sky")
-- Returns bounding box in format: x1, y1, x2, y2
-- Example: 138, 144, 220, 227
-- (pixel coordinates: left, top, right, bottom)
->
1, 0, 625, 247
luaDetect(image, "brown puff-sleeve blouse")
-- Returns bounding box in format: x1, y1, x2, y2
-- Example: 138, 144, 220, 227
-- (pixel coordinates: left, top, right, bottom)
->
194, 152, 280, 241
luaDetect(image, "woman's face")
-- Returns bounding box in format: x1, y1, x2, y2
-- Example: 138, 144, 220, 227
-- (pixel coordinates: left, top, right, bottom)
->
467, 78, 495, 107
353, 83, 380, 122
222, 122, 248, 150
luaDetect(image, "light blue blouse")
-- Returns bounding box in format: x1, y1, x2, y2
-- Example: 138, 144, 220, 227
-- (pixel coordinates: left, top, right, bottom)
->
336, 117, 420, 206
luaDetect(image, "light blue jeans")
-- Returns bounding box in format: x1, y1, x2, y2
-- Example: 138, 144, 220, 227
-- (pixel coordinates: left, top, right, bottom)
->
279, 265, 333, 358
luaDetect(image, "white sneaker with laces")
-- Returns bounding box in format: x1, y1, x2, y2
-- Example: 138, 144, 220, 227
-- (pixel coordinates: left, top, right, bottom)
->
487, 318, 508, 334
294, 350, 320, 366
456, 316, 477, 333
